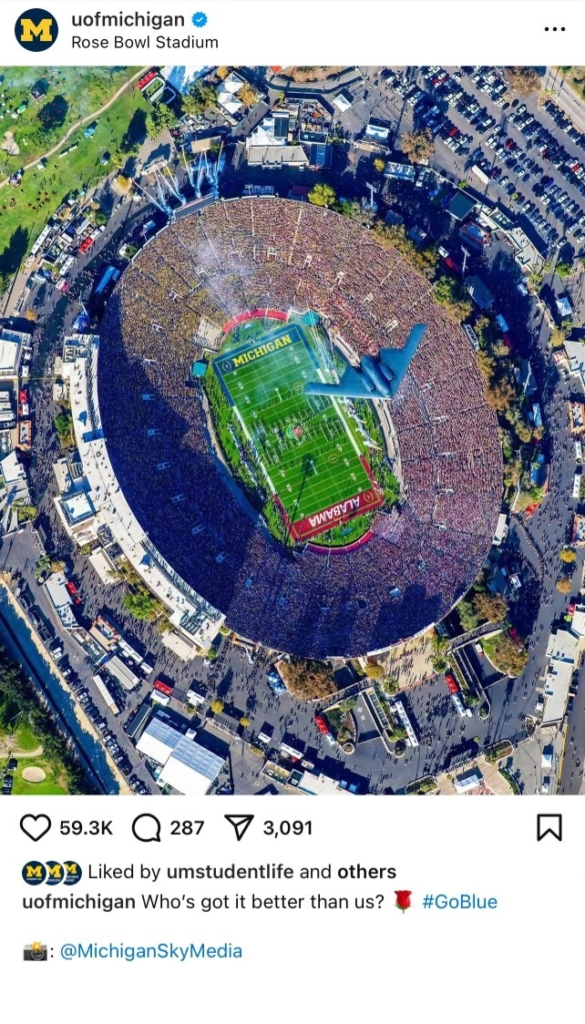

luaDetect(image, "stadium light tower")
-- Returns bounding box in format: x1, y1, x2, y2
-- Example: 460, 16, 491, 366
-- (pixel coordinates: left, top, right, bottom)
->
365, 182, 378, 210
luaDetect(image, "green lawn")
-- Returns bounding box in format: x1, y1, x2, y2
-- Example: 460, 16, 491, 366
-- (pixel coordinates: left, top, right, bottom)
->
12, 757, 68, 795
0, 70, 151, 276
0, 66, 140, 167
14, 721, 39, 751
1, 719, 69, 794
213, 321, 377, 533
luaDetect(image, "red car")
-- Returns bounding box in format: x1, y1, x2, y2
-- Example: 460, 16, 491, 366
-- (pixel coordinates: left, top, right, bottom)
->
153, 679, 173, 697
65, 580, 78, 595
79, 236, 94, 254
444, 672, 458, 694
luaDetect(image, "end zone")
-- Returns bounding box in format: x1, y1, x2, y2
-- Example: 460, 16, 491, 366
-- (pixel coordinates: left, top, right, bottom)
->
286, 485, 384, 541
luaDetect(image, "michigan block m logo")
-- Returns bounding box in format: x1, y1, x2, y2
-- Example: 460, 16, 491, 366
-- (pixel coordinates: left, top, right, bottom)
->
15, 8, 58, 51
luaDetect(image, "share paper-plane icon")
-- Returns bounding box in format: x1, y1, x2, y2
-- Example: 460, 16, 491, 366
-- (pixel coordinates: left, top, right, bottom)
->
224, 814, 254, 842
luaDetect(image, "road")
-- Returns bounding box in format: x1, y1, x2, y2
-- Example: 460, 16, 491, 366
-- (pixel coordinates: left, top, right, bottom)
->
543, 68, 585, 134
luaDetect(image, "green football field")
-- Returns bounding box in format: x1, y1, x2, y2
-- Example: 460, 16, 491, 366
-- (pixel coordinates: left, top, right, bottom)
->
213, 322, 376, 532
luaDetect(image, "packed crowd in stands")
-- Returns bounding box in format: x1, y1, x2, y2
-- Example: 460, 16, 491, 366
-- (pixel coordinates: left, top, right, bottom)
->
98, 198, 501, 658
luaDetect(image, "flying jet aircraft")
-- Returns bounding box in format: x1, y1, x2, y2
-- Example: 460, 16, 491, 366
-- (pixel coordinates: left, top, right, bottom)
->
304, 323, 427, 401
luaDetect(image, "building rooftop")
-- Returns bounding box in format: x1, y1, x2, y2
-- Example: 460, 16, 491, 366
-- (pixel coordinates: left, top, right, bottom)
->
159, 735, 224, 796
247, 145, 308, 167
447, 190, 477, 221
136, 716, 183, 765
0, 337, 20, 376
383, 161, 417, 181
466, 275, 495, 310
60, 491, 95, 524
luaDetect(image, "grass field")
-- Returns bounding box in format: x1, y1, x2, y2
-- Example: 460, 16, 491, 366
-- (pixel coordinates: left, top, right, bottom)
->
0, 719, 68, 795
0, 68, 149, 277
213, 321, 381, 536
12, 754, 67, 795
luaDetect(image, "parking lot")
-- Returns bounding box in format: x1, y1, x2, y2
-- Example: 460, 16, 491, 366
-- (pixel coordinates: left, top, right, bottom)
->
362, 66, 585, 259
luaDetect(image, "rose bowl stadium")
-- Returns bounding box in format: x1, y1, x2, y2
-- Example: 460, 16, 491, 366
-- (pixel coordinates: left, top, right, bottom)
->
98, 197, 502, 659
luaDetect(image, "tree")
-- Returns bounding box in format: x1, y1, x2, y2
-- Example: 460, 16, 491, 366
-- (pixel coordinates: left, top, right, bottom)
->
434, 275, 472, 321
490, 631, 529, 676
145, 102, 178, 139
237, 83, 259, 108
110, 149, 126, 169
486, 376, 516, 413
277, 658, 337, 700
363, 662, 384, 679
550, 320, 572, 349
338, 697, 357, 713
560, 546, 577, 564
556, 577, 572, 594
210, 698, 225, 714
373, 221, 439, 278
473, 591, 507, 623
458, 598, 479, 631
182, 81, 217, 117
93, 208, 108, 227
430, 631, 449, 672
381, 677, 399, 696
308, 182, 337, 208
373, 157, 386, 173
505, 67, 541, 95
476, 350, 496, 380
123, 589, 161, 621
13, 501, 38, 523
239, 715, 251, 727
556, 261, 574, 279
400, 128, 434, 163
24, 309, 37, 321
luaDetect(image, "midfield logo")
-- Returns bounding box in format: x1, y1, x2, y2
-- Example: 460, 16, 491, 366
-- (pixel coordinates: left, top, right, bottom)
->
15, 8, 58, 51
22, 860, 82, 885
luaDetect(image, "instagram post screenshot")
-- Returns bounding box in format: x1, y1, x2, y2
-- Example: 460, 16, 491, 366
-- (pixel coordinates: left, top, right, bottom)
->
0, 0, 584, 1017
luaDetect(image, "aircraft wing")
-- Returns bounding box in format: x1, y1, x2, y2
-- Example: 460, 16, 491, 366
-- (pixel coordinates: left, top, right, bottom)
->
304, 365, 377, 399
378, 323, 427, 396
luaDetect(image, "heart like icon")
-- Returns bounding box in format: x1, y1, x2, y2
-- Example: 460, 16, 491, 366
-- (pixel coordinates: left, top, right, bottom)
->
20, 814, 52, 842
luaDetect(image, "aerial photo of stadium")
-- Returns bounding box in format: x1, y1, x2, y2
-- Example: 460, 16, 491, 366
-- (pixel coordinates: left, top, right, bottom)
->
99, 197, 502, 658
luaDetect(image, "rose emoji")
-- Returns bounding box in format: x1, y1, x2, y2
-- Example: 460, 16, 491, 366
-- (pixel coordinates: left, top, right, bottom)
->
395, 890, 412, 913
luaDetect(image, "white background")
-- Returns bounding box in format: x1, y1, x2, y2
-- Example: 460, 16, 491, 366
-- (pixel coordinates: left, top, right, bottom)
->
0, 1, 584, 65
1, 796, 583, 1020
